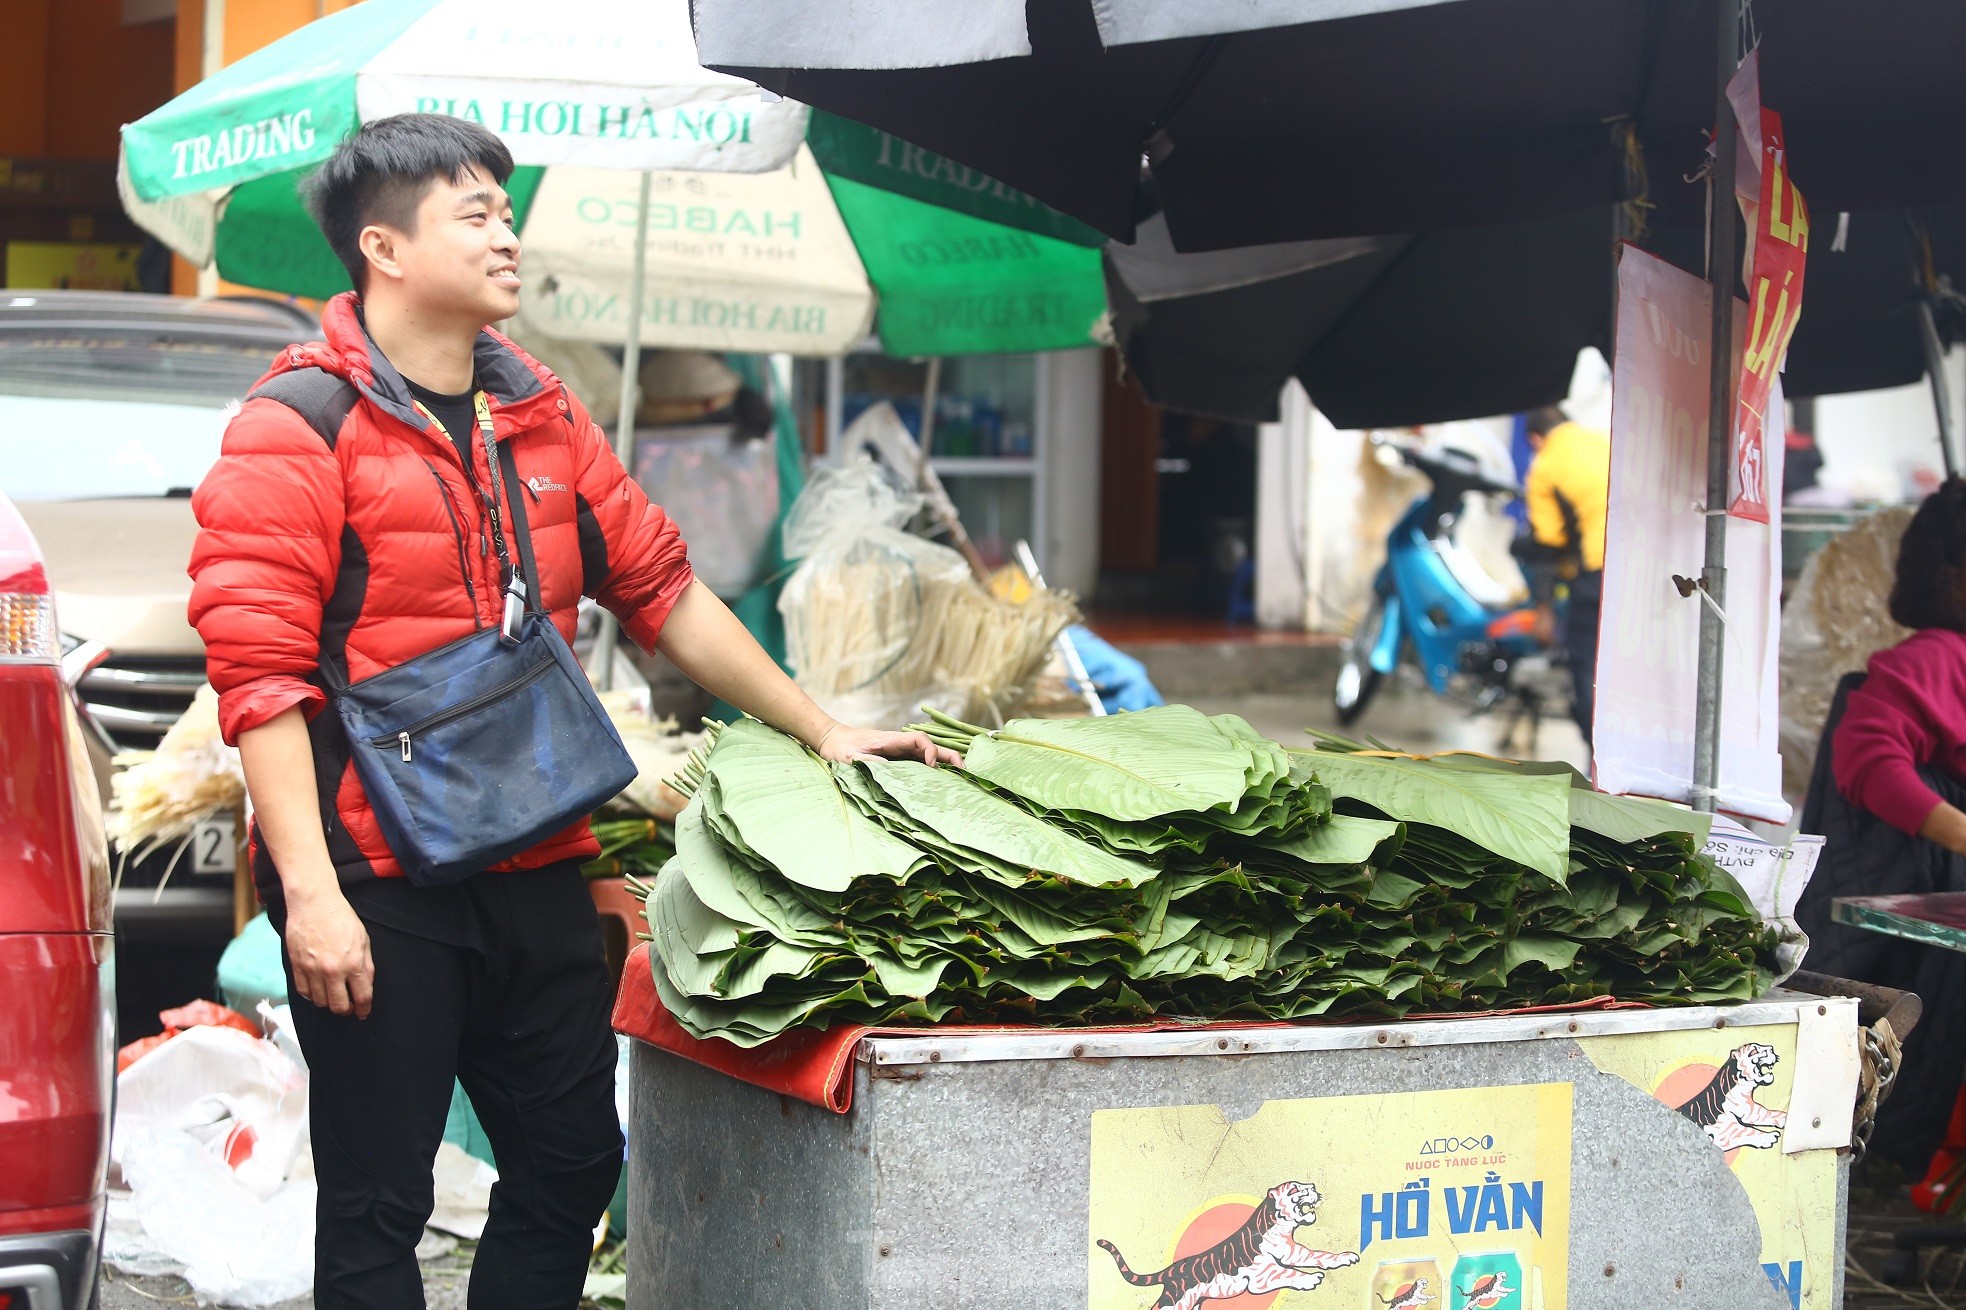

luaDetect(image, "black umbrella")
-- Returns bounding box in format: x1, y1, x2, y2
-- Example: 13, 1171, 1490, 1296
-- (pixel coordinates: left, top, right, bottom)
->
695, 0, 1966, 250
1785, 209, 1966, 401
696, 0, 1961, 807
1105, 208, 1618, 428
1107, 205, 1966, 436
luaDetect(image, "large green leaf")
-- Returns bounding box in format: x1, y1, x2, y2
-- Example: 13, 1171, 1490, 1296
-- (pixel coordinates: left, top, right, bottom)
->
647, 866, 738, 999
673, 800, 843, 947
1297, 750, 1572, 881
860, 758, 1157, 887
1567, 789, 1713, 845
708, 719, 927, 891
961, 705, 1258, 820
1269, 815, 1402, 867
1207, 713, 1293, 797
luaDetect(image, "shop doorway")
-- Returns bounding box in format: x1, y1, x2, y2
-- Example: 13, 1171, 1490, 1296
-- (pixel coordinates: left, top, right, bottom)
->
1098, 357, 1258, 621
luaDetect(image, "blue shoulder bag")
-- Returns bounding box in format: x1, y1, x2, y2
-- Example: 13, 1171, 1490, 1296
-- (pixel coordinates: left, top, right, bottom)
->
323, 390, 637, 886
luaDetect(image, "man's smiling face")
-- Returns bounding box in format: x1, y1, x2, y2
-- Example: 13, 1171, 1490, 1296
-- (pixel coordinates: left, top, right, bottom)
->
381, 164, 522, 328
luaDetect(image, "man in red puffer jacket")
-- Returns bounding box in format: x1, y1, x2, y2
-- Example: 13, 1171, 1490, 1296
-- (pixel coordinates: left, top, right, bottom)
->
190, 114, 956, 1310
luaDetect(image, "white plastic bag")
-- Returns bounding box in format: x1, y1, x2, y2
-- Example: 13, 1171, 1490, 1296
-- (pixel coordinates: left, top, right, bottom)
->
1703, 816, 1822, 984
115, 1025, 308, 1198
427, 1141, 499, 1240
117, 1128, 316, 1307
778, 451, 1075, 729
112, 1025, 315, 1306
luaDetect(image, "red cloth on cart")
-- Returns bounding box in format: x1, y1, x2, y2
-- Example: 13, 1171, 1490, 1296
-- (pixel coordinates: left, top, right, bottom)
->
611, 944, 1649, 1114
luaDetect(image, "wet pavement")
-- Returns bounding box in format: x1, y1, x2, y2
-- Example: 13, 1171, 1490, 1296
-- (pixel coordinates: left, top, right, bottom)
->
99, 1240, 481, 1310
1190, 675, 1592, 772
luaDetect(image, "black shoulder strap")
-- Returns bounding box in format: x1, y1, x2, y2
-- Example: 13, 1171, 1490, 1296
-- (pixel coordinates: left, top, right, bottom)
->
248, 367, 360, 449
496, 437, 545, 616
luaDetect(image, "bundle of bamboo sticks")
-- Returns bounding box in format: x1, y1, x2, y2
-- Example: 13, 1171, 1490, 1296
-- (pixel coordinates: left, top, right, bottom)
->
781, 533, 1078, 729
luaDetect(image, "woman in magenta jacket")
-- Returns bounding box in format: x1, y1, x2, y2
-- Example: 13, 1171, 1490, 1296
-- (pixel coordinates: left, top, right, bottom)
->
1815, 479, 1966, 1190
1834, 479, 1966, 849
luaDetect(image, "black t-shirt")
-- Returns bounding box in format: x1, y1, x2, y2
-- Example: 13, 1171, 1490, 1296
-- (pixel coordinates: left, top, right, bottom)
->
405, 377, 480, 471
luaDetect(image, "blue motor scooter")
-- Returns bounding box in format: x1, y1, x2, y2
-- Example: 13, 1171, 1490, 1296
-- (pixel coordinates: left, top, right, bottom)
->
1333, 440, 1560, 730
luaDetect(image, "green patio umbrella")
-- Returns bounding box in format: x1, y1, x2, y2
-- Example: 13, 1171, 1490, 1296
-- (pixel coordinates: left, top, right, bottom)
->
119, 0, 807, 483
508, 124, 1107, 359
129, 102, 1105, 360
122, 0, 1103, 410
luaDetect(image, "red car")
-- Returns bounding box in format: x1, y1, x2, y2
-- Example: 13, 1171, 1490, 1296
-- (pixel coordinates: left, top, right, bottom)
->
0, 490, 114, 1308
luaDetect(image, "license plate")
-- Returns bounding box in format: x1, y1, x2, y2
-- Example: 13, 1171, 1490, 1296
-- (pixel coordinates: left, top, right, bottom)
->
190, 812, 237, 876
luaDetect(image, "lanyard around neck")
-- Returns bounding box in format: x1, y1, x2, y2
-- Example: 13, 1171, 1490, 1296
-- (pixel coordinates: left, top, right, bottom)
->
469, 392, 532, 642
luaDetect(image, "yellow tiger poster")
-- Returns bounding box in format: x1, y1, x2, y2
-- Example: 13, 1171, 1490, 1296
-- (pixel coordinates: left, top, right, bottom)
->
1578, 1024, 1835, 1310
1088, 1084, 1573, 1310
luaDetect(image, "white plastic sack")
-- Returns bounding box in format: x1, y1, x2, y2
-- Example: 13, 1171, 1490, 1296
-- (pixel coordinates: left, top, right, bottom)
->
779, 452, 1075, 728
117, 1128, 315, 1307
598, 690, 700, 820
1777, 506, 1913, 799
115, 1025, 308, 1199
112, 1025, 314, 1306
255, 1000, 307, 1075
1704, 816, 1822, 985
428, 1141, 499, 1241
631, 423, 779, 599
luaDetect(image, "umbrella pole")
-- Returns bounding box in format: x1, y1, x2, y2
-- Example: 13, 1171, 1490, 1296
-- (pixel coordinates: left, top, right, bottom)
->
1692, 0, 1744, 813
595, 170, 655, 693
915, 356, 942, 486
1916, 295, 1959, 479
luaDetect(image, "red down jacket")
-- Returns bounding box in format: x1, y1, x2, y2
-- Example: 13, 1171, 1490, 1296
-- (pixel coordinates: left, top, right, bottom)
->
189, 292, 693, 885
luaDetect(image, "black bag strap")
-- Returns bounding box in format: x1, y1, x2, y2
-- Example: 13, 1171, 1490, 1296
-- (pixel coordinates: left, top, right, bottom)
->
250, 367, 362, 691
495, 432, 545, 617
473, 394, 545, 619
248, 367, 360, 449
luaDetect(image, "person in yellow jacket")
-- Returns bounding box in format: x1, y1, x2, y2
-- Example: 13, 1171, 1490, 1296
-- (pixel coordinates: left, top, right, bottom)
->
1520, 406, 1609, 744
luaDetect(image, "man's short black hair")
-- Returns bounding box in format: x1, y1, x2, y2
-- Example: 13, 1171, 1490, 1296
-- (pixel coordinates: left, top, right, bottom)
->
1525, 405, 1570, 437
1890, 477, 1966, 632
301, 113, 515, 293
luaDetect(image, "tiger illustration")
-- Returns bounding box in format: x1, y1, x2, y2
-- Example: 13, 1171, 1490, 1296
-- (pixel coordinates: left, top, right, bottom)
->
1673, 1041, 1787, 1152
1097, 1180, 1359, 1310
1458, 1271, 1513, 1310
1380, 1277, 1435, 1310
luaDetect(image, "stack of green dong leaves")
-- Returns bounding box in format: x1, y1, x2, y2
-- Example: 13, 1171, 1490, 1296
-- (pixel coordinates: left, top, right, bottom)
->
634, 705, 1779, 1046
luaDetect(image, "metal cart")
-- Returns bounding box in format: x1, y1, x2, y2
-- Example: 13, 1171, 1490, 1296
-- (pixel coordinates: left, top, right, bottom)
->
627, 993, 1861, 1310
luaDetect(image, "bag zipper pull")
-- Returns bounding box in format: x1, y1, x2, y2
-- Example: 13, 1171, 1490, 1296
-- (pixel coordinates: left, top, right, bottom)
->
399, 731, 413, 762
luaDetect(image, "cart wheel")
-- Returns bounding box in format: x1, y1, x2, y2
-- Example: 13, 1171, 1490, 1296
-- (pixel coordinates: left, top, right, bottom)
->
1335, 597, 1388, 726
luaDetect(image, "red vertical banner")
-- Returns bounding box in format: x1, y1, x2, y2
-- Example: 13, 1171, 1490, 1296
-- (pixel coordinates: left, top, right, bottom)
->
1726, 55, 1808, 523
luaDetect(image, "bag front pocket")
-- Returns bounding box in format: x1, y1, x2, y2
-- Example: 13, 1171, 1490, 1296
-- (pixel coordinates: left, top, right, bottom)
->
369, 655, 554, 762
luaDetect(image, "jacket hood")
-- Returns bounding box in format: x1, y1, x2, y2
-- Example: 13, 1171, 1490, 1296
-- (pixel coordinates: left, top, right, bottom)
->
259, 292, 567, 438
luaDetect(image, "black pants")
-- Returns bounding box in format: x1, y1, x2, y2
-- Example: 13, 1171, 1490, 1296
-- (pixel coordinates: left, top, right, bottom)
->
279, 868, 623, 1310
1565, 570, 1603, 745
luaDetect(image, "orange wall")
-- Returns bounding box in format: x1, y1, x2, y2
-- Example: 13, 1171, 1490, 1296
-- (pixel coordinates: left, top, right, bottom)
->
175, 0, 204, 95
1, 0, 366, 159
224, 0, 363, 67
47, 0, 176, 161
0, 0, 51, 157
